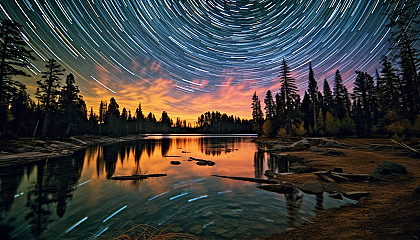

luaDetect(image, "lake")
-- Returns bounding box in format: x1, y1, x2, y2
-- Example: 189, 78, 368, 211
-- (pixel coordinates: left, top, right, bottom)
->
0, 134, 355, 239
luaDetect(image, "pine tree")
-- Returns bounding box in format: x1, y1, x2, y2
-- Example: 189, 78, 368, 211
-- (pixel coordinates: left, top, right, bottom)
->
279, 59, 299, 136
352, 71, 376, 136
264, 90, 275, 119
378, 56, 401, 115
333, 70, 349, 119
251, 92, 264, 132
0, 20, 35, 104
36, 59, 65, 138
0, 20, 35, 136
323, 79, 333, 114
307, 62, 319, 130
386, 1, 419, 122
59, 73, 82, 136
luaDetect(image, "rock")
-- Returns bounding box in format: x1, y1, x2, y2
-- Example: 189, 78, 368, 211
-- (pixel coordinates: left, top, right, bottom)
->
343, 192, 369, 200
333, 167, 343, 173
170, 161, 181, 165
258, 182, 295, 194
291, 139, 310, 150
372, 161, 407, 178
329, 193, 343, 199
271, 144, 291, 151
299, 182, 324, 194
311, 146, 321, 152
325, 182, 340, 193
289, 162, 311, 173
322, 149, 345, 156
196, 161, 207, 166
271, 153, 305, 162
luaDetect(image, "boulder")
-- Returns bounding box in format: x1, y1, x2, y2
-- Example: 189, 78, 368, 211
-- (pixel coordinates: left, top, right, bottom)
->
322, 149, 345, 156
372, 161, 407, 178
299, 182, 324, 194
343, 192, 369, 200
333, 167, 343, 173
325, 182, 340, 193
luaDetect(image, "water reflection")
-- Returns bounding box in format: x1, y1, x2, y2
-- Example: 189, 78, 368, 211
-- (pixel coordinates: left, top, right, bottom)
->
0, 135, 355, 239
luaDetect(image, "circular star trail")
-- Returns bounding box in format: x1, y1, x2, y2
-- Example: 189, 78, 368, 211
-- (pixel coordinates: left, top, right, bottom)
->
0, 0, 416, 119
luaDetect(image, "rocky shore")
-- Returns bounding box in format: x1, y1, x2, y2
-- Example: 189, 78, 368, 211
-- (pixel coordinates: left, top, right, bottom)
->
252, 137, 420, 240
0, 134, 146, 167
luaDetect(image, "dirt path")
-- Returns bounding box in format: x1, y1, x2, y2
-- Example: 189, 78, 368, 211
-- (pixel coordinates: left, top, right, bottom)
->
258, 138, 420, 240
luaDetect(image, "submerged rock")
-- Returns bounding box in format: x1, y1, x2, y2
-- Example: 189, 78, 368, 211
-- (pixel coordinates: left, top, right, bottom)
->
372, 161, 407, 179
299, 182, 324, 194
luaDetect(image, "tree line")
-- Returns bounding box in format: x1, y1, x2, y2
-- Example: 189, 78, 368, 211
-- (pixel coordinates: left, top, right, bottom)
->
0, 20, 252, 139
251, 2, 419, 138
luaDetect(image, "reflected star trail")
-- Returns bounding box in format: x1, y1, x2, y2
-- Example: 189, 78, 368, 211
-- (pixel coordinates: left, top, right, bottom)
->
0, 0, 411, 120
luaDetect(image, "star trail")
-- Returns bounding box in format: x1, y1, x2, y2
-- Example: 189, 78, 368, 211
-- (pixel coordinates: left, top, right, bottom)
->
0, 0, 413, 120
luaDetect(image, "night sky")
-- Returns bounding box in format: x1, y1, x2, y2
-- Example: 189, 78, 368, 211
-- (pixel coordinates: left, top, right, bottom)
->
0, 0, 412, 121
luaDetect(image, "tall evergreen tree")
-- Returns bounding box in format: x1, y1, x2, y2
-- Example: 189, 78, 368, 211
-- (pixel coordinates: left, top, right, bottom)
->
307, 62, 319, 129
333, 70, 349, 119
59, 73, 82, 136
323, 79, 333, 114
386, 1, 419, 122
352, 71, 376, 136
36, 59, 65, 138
0, 20, 35, 136
378, 56, 401, 114
279, 59, 299, 136
264, 90, 275, 119
251, 92, 264, 133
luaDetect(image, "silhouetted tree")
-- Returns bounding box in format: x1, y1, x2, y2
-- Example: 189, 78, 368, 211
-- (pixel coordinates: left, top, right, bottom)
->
323, 79, 333, 114
59, 73, 87, 136
279, 59, 299, 136
264, 90, 275, 120
352, 71, 376, 136
0, 20, 35, 137
307, 62, 319, 130
333, 70, 349, 119
36, 59, 65, 138
386, 0, 419, 122
251, 92, 263, 133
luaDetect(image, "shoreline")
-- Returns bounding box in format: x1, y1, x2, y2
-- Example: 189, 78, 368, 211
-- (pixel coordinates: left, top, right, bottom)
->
0, 134, 147, 168
254, 137, 420, 240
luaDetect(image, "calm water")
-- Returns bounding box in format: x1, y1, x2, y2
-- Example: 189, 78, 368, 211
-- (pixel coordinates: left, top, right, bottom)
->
0, 135, 355, 239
